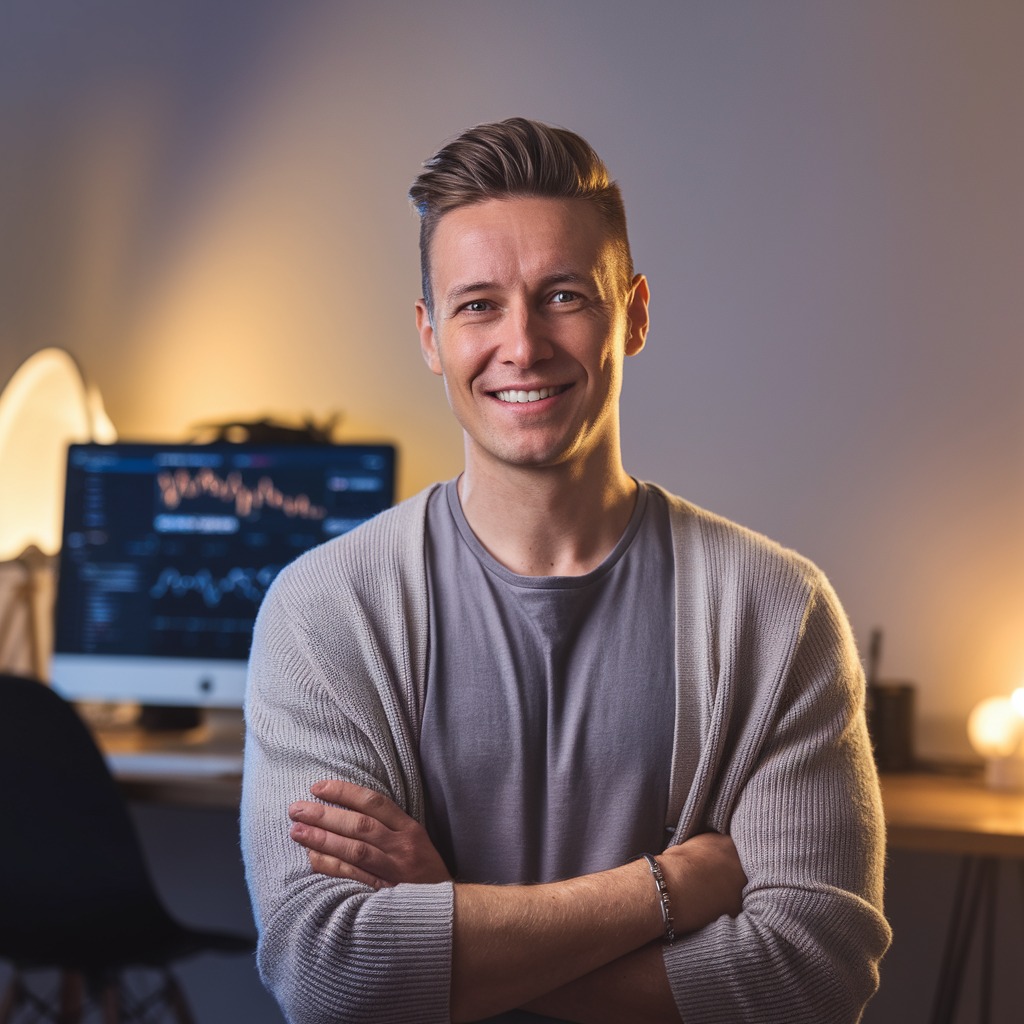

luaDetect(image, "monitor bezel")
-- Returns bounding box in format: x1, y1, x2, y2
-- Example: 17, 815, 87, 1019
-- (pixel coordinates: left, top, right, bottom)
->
49, 439, 396, 711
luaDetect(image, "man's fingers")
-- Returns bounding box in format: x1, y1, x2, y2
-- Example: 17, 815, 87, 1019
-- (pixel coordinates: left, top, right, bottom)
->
290, 799, 367, 832
290, 821, 388, 877
309, 779, 413, 830
290, 781, 453, 886
290, 800, 389, 847
304, 847, 393, 889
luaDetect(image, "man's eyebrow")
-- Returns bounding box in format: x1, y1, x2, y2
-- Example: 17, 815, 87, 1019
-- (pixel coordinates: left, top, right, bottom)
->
536, 271, 595, 290
442, 271, 597, 309
442, 281, 497, 308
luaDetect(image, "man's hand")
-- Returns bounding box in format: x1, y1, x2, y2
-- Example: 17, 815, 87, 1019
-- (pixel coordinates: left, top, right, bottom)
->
288, 779, 452, 888
658, 832, 746, 934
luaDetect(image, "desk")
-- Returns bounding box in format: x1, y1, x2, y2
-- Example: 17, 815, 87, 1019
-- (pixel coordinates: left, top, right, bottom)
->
881, 770, 1024, 857
97, 741, 1024, 843
101, 744, 1024, 842
96, 725, 243, 809
98, 736, 1024, 845
98, 749, 1024, 1019
881, 770, 1024, 1024
93, 747, 1024, 1021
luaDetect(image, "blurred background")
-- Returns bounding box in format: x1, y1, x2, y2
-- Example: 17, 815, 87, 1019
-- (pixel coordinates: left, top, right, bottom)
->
5, 0, 1022, 759
2, 1, 1023, 1019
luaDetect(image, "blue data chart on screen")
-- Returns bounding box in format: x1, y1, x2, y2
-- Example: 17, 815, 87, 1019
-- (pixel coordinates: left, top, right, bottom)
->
54, 443, 395, 662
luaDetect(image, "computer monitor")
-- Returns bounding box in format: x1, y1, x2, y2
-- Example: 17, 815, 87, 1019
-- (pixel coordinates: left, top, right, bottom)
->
50, 441, 395, 715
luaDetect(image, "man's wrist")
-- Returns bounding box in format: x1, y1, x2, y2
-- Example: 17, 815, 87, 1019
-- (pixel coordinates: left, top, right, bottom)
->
640, 853, 676, 944
450, 861, 677, 1018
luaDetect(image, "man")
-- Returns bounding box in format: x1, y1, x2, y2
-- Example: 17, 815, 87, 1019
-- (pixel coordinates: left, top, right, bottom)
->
241, 118, 891, 1024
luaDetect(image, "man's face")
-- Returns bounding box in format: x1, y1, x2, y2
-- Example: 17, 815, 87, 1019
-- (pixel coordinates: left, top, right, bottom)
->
416, 196, 649, 478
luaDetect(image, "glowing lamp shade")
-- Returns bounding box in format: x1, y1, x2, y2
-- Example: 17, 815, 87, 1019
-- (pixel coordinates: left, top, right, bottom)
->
0, 348, 116, 560
967, 689, 1024, 790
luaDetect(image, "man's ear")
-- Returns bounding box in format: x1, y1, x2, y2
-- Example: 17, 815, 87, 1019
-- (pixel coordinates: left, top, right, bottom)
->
416, 299, 444, 376
625, 274, 650, 357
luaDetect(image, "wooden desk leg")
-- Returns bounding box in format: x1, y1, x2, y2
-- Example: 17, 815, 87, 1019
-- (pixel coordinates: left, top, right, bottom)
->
928, 856, 1003, 1024
929, 856, 986, 1024
1020, 861, 1024, 935
979, 858, 997, 1024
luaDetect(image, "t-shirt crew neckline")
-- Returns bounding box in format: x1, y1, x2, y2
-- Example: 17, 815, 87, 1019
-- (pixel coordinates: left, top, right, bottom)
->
443, 477, 650, 590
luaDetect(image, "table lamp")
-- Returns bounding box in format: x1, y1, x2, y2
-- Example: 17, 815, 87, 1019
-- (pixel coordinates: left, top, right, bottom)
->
966, 688, 1024, 790
0, 347, 116, 676
0, 347, 116, 559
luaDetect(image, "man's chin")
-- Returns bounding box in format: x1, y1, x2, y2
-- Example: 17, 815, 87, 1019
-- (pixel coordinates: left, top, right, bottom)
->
464, 439, 582, 475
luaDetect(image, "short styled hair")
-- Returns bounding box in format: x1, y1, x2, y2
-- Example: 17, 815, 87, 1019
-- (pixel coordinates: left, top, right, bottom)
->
409, 117, 634, 318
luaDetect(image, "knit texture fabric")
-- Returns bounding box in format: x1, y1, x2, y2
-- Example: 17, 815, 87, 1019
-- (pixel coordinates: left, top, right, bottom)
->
241, 483, 891, 1024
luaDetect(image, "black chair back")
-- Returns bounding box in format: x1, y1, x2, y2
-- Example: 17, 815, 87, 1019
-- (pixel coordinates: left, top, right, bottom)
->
0, 674, 250, 969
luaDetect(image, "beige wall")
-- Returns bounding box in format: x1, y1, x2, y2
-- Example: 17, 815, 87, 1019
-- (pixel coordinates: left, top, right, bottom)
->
3, 0, 1023, 758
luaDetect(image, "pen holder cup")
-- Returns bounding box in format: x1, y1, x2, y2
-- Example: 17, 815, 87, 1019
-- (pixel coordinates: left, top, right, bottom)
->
866, 681, 916, 772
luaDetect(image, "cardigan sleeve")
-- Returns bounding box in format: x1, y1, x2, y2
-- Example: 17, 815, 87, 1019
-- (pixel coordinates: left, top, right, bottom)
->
662, 564, 891, 1023
240, 512, 454, 1024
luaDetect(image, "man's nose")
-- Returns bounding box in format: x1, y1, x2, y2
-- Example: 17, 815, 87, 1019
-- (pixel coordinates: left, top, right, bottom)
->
499, 308, 554, 368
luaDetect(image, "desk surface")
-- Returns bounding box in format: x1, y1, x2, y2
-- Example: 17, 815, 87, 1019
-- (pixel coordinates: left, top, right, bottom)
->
881, 770, 1024, 858
98, 725, 1024, 857
98, 724, 243, 810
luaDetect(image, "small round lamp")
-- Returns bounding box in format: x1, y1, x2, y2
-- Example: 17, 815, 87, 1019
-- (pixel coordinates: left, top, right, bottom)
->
967, 689, 1024, 790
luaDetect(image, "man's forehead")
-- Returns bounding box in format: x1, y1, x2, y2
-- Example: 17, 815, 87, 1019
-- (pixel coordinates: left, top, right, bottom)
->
429, 196, 619, 292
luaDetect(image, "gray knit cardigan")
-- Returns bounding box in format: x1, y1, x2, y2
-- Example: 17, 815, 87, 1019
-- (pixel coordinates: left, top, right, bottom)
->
241, 484, 891, 1024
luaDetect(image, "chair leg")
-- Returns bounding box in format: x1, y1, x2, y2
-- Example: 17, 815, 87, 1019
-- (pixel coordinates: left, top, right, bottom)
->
0, 973, 23, 1024
0, 967, 197, 1024
163, 973, 196, 1024
58, 970, 84, 1024
98, 976, 121, 1024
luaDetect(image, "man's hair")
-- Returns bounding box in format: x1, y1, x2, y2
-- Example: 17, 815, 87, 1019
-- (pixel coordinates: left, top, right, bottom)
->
409, 117, 633, 319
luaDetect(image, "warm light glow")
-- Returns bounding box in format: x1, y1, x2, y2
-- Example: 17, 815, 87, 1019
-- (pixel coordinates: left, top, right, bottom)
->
86, 384, 118, 444
966, 693, 1024, 789
0, 348, 116, 559
966, 696, 1024, 759
1011, 687, 1024, 718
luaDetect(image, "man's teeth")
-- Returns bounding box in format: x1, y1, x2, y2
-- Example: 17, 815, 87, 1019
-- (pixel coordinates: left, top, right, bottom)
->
495, 386, 563, 404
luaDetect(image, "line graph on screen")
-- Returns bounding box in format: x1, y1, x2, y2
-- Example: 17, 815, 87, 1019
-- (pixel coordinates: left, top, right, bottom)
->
156, 468, 325, 520
149, 565, 279, 608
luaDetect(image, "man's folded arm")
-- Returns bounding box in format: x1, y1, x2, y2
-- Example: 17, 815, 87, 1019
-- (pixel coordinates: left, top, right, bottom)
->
449, 830, 746, 1021
241, 590, 457, 1024
655, 580, 893, 1024
521, 944, 679, 1024
243, 559, 696, 1024
293, 781, 746, 1023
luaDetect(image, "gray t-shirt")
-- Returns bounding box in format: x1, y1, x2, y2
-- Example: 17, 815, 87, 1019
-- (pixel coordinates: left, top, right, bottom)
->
420, 479, 676, 886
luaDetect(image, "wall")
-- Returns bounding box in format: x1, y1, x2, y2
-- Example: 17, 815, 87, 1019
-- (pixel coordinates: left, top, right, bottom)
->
4, 0, 1022, 755
2, 2, 1024, 1020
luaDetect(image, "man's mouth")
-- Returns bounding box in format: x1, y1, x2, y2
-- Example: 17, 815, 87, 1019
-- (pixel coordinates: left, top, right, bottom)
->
493, 385, 568, 404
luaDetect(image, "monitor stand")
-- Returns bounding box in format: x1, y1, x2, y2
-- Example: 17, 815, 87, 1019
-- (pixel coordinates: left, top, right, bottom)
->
195, 707, 245, 751
134, 705, 244, 754
139, 705, 202, 732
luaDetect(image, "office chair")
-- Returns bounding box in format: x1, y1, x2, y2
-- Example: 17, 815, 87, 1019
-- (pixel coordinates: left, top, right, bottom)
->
0, 674, 255, 1023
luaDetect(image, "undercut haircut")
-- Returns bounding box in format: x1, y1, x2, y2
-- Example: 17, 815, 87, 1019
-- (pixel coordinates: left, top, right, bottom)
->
409, 117, 634, 320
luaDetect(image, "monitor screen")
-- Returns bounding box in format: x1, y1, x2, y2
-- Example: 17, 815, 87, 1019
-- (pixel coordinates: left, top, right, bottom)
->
50, 441, 395, 709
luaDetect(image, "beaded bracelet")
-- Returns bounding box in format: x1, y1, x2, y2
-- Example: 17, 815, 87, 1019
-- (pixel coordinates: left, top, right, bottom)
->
641, 853, 676, 944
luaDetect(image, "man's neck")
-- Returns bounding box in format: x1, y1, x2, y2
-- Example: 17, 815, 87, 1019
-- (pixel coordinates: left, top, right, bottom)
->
457, 457, 638, 577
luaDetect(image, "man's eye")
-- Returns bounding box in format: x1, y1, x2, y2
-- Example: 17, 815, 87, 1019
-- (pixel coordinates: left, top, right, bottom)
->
462, 300, 489, 313
551, 290, 579, 304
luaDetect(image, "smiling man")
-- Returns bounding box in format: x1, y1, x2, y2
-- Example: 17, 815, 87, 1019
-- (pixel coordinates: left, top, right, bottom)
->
241, 118, 891, 1024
